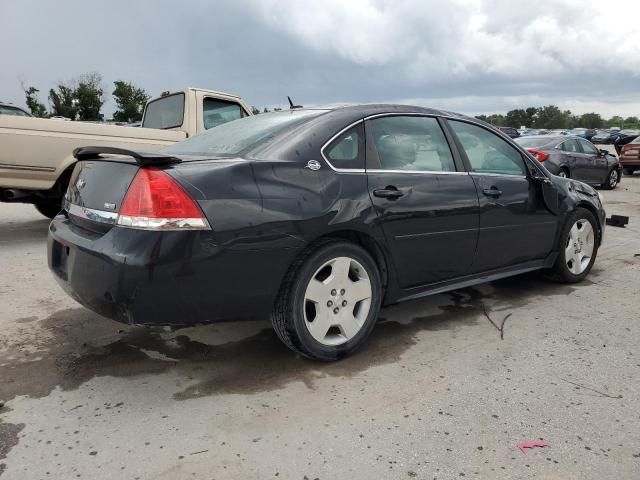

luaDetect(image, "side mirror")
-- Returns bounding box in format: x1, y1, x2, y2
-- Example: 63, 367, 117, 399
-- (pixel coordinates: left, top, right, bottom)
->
599, 149, 609, 156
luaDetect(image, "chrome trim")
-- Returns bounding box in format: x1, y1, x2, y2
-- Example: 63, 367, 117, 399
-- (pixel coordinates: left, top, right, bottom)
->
320, 113, 469, 175
366, 169, 468, 175
0, 163, 56, 172
66, 203, 118, 224
320, 119, 366, 173
362, 112, 439, 121
469, 172, 527, 178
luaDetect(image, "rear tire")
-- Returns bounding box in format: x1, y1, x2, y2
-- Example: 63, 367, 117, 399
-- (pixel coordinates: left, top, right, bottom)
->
551, 208, 598, 283
557, 168, 569, 179
271, 240, 382, 361
601, 168, 619, 190
34, 198, 62, 219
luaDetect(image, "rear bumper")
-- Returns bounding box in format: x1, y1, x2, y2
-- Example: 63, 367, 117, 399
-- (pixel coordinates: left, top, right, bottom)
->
47, 216, 299, 326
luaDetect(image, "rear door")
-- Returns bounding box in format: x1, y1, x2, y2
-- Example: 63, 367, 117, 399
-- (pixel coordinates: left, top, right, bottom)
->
363, 115, 479, 289
558, 139, 583, 178
446, 119, 557, 273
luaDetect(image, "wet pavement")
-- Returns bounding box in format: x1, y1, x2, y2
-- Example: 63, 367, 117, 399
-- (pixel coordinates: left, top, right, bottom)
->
1, 176, 639, 479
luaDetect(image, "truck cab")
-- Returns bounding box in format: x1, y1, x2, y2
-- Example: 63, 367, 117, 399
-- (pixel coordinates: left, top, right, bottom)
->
141, 88, 253, 137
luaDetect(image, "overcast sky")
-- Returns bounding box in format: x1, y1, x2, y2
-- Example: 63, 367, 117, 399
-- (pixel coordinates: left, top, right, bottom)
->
2, 0, 639, 118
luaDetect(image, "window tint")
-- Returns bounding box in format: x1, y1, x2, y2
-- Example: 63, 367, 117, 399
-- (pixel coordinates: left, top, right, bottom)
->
578, 139, 599, 155
325, 124, 364, 169
142, 93, 185, 129
203, 98, 244, 130
367, 116, 455, 172
561, 139, 580, 153
449, 120, 526, 176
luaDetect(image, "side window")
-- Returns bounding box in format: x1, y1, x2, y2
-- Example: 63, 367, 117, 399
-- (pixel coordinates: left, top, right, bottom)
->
367, 116, 455, 171
561, 139, 580, 153
325, 123, 365, 169
578, 139, 599, 155
449, 120, 526, 176
203, 98, 244, 130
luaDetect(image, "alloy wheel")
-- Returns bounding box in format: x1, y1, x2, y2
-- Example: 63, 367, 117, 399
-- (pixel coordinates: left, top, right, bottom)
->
303, 256, 372, 346
609, 170, 618, 188
565, 219, 595, 275
558, 170, 568, 178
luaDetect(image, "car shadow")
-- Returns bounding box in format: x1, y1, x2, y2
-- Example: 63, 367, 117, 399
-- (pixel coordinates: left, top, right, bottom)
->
0, 217, 50, 244
0, 272, 576, 403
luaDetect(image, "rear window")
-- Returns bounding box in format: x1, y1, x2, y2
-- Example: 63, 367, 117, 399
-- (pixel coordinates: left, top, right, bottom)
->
142, 93, 185, 129
515, 137, 555, 149
164, 110, 326, 157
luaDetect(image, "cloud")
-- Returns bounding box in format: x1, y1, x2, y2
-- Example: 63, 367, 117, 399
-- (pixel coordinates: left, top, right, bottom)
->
1, 0, 639, 117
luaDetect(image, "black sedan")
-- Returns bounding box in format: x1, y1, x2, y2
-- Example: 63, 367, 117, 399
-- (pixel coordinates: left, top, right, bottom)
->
515, 135, 622, 189
48, 105, 606, 360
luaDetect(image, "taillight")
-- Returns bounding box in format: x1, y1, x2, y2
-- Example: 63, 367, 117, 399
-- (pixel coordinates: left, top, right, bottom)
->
117, 168, 210, 230
526, 148, 549, 162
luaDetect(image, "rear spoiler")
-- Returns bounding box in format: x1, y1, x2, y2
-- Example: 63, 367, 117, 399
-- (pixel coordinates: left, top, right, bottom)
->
73, 146, 182, 167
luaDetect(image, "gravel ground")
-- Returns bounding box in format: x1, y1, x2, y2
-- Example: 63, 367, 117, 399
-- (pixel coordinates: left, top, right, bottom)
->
1, 175, 639, 480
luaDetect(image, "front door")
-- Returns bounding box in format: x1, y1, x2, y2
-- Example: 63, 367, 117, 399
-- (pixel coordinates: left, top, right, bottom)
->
446, 119, 558, 273
365, 115, 479, 289
577, 138, 607, 184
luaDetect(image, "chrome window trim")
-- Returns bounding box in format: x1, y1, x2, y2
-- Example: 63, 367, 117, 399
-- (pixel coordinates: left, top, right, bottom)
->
320, 119, 366, 173
366, 169, 468, 175
66, 203, 118, 224
469, 172, 527, 178
321, 113, 467, 175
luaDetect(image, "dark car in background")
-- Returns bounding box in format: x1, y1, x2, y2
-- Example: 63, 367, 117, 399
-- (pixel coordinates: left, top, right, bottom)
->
498, 126, 520, 138
591, 130, 617, 144
48, 105, 606, 361
612, 130, 640, 154
516, 135, 622, 189
570, 128, 597, 141
619, 136, 640, 175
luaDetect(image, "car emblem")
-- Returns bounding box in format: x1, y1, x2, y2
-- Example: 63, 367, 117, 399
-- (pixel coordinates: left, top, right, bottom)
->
305, 160, 321, 171
76, 178, 86, 190
103, 202, 116, 210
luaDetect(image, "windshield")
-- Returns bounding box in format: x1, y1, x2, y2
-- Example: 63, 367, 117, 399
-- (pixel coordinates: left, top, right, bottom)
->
515, 137, 555, 149
142, 93, 185, 129
164, 110, 327, 156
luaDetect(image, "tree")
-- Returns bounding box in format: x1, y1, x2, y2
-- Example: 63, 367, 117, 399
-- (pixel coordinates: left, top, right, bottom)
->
578, 112, 603, 129
624, 116, 639, 128
23, 86, 48, 117
74, 72, 104, 121
505, 109, 530, 128
112, 80, 150, 122
534, 105, 570, 129
48, 83, 78, 119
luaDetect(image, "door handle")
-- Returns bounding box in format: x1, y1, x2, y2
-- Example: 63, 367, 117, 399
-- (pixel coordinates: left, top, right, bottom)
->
482, 187, 502, 197
373, 187, 405, 199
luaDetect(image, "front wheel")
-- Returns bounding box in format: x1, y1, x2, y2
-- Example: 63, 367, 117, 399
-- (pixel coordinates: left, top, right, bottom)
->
271, 240, 382, 361
551, 208, 598, 283
34, 198, 62, 219
601, 169, 619, 190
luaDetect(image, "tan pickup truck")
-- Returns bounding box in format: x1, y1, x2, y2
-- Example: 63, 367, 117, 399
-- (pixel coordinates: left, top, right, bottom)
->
0, 88, 252, 217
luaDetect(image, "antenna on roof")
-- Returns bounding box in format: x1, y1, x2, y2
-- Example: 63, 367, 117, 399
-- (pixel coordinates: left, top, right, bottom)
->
288, 96, 303, 109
